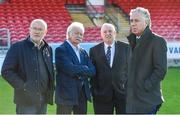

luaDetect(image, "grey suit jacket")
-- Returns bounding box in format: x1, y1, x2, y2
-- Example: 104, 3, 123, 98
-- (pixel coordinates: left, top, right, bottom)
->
126, 27, 167, 113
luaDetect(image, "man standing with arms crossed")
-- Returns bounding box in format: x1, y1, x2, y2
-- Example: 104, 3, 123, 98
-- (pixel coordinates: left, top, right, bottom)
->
55, 22, 95, 114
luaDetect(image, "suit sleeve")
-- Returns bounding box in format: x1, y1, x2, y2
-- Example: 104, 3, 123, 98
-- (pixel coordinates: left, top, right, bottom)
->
1, 44, 24, 90
89, 47, 96, 66
81, 49, 96, 77
55, 46, 95, 78
144, 38, 167, 91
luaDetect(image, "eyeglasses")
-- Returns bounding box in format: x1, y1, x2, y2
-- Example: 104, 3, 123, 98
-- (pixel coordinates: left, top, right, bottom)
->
31, 27, 45, 32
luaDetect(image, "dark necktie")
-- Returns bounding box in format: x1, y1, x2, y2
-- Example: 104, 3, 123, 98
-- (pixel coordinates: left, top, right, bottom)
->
106, 46, 111, 66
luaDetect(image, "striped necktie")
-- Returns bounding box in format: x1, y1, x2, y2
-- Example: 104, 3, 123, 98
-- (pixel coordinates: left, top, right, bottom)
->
106, 46, 111, 66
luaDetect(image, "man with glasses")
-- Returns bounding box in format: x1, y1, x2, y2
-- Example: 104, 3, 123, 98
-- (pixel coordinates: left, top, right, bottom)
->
1, 19, 54, 114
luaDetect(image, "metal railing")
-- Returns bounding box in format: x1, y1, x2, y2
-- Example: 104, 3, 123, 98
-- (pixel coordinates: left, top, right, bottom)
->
0, 28, 10, 55
85, 0, 120, 32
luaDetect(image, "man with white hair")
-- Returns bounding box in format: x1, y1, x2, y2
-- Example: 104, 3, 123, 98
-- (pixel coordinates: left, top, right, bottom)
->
89, 23, 130, 114
1, 19, 54, 114
55, 22, 95, 114
126, 7, 167, 114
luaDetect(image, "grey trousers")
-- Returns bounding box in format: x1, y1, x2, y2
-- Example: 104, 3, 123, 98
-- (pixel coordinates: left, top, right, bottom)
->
16, 103, 47, 114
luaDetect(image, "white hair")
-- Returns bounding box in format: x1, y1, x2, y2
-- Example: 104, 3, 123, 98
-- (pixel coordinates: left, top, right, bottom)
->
30, 19, 47, 30
66, 22, 85, 39
130, 7, 151, 28
101, 23, 116, 32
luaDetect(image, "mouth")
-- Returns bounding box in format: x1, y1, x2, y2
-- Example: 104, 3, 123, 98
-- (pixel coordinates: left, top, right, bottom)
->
34, 34, 40, 37
76, 37, 82, 42
132, 28, 137, 31
105, 35, 112, 39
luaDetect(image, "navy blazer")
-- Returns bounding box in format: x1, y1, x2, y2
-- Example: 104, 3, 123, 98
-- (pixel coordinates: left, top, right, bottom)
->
55, 41, 95, 105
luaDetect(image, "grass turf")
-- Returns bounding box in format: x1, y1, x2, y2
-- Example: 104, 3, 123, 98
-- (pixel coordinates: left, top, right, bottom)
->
0, 68, 179, 114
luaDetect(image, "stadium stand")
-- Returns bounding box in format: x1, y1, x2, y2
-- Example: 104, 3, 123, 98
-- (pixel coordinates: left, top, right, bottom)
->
0, 0, 180, 43
0, 0, 71, 43
108, 0, 180, 41
65, 0, 85, 5
0, 0, 102, 44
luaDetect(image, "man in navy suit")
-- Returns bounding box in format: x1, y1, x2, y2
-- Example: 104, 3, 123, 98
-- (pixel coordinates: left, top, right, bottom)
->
55, 22, 96, 114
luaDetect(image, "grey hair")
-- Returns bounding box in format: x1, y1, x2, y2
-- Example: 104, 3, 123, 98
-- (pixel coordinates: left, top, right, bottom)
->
101, 23, 116, 32
30, 19, 47, 30
66, 22, 85, 39
130, 7, 151, 28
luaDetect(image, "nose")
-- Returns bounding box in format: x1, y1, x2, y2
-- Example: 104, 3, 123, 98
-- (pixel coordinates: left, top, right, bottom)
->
130, 22, 134, 26
131, 20, 136, 27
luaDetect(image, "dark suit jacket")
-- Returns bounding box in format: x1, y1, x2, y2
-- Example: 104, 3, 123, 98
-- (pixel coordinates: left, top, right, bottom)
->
126, 27, 167, 113
89, 41, 130, 102
55, 41, 95, 105
1, 37, 54, 105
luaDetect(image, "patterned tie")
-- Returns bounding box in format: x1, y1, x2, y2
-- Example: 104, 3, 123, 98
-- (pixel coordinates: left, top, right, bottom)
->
106, 46, 111, 66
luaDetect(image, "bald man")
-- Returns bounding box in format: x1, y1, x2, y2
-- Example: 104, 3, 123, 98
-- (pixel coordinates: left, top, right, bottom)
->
1, 19, 54, 114
89, 23, 130, 114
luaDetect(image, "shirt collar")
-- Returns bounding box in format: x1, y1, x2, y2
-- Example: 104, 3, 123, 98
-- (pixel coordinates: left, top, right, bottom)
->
136, 36, 141, 39
66, 39, 80, 51
104, 41, 115, 49
29, 38, 45, 49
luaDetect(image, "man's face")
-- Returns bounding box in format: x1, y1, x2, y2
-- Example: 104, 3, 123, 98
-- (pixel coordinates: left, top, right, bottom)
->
69, 27, 83, 46
130, 12, 147, 36
29, 22, 47, 44
101, 25, 116, 45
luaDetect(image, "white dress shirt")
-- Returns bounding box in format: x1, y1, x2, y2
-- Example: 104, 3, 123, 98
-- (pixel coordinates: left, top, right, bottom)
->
67, 40, 81, 63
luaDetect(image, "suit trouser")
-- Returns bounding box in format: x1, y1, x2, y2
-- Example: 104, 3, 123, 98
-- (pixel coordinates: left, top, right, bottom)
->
56, 86, 87, 114
93, 96, 126, 114
16, 94, 47, 114
147, 104, 162, 114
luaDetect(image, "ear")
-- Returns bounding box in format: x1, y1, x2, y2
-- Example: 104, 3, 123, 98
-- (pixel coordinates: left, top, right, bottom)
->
45, 29, 48, 34
69, 31, 74, 38
114, 31, 116, 36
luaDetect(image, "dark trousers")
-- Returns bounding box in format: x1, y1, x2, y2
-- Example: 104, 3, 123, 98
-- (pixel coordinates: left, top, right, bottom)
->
93, 96, 126, 114
16, 102, 47, 114
56, 86, 87, 114
147, 104, 162, 114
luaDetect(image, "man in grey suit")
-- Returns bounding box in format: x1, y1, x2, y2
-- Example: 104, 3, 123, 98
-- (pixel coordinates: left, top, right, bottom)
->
89, 23, 130, 114
126, 7, 167, 114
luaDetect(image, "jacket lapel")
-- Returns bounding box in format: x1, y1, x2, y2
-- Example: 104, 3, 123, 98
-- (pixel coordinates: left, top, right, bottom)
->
64, 41, 80, 64
100, 43, 111, 68
136, 27, 152, 47
79, 48, 85, 64
112, 42, 118, 68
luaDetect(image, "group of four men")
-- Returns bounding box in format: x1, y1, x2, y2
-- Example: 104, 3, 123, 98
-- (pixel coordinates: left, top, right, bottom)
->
1, 7, 167, 114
